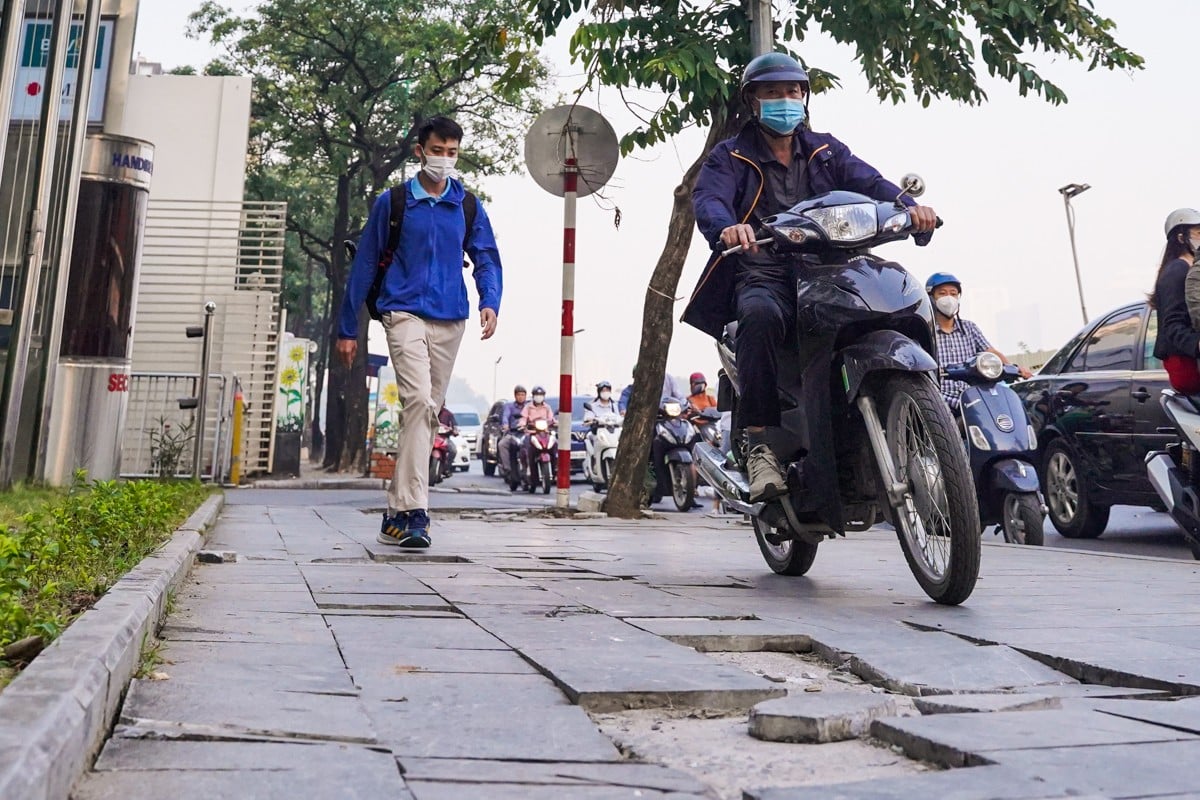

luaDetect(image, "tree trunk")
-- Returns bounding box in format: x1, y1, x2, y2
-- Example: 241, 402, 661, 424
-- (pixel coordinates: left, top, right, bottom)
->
606, 111, 737, 518
322, 173, 366, 471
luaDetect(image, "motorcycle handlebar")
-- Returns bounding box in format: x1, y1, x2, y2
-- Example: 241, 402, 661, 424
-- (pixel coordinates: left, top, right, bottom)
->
718, 215, 944, 256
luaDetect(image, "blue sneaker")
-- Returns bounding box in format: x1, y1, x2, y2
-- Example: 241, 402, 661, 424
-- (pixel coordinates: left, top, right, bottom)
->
398, 509, 431, 548
378, 511, 409, 545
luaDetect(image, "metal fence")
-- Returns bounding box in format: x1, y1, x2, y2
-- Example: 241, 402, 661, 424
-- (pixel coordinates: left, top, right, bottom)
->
120, 372, 228, 481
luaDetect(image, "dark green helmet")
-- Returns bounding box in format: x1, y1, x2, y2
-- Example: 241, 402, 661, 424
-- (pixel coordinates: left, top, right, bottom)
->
740, 52, 809, 94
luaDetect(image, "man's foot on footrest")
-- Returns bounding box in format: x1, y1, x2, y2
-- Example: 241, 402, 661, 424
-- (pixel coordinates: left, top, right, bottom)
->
748, 444, 787, 502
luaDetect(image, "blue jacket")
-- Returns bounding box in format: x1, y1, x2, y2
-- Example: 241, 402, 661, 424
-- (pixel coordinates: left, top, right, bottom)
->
338, 177, 502, 339
682, 122, 913, 339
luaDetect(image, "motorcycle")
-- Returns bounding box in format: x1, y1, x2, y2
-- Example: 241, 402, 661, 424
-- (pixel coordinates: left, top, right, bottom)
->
693, 176, 981, 605
583, 406, 623, 492
944, 354, 1045, 545
689, 406, 723, 449
650, 398, 699, 512
430, 423, 452, 486
518, 418, 557, 494
1145, 391, 1200, 560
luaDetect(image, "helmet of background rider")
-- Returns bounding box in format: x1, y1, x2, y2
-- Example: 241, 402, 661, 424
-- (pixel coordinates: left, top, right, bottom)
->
740, 52, 810, 133
689, 372, 707, 394
531, 385, 546, 405
1165, 208, 1200, 255
925, 272, 962, 318
513, 384, 527, 400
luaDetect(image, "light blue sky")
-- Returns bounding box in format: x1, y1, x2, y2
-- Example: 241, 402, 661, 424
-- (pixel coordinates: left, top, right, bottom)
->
137, 1, 1193, 403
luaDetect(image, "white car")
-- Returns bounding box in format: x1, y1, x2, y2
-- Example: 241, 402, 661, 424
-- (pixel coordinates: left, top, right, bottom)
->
451, 433, 471, 472
449, 407, 482, 460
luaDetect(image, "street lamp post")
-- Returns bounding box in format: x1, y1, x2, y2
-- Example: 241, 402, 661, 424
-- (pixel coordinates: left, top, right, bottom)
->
1058, 182, 1091, 325
492, 355, 502, 401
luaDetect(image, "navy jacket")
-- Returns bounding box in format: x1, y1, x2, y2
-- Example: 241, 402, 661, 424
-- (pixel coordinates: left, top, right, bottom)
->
1153, 258, 1200, 360
682, 122, 912, 339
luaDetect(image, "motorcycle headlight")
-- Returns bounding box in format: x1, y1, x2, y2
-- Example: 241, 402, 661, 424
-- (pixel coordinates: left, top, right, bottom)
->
663, 402, 682, 418
976, 352, 1004, 380
803, 203, 878, 243
535, 419, 548, 431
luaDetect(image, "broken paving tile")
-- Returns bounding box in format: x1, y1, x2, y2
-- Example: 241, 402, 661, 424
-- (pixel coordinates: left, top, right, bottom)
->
743, 764, 1085, 800
396, 758, 709, 794
749, 692, 898, 743
623, 617, 813, 653
913, 693, 1061, 715
314, 593, 454, 612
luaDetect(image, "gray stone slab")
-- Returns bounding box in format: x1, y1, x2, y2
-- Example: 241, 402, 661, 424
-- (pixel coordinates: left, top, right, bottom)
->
541, 580, 737, 618
911, 692, 1062, 714
872, 707, 1197, 768
78, 739, 406, 800
349, 647, 537, 690
119, 678, 377, 744
299, 563, 434, 594
326, 614, 508, 651
469, 610, 783, 712
162, 611, 336, 645
314, 592, 454, 611
623, 617, 813, 653
749, 692, 898, 743
812, 631, 1073, 695
1012, 642, 1200, 693
1089, 696, 1200, 735
987, 740, 1200, 798
367, 673, 619, 761
186, 563, 305, 584
405, 784, 704, 799
396, 758, 710, 793
0, 689, 87, 800
156, 657, 356, 694
743, 764, 1087, 800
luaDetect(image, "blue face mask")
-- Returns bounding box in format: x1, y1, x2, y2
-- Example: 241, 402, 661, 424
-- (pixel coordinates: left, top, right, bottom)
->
758, 97, 806, 135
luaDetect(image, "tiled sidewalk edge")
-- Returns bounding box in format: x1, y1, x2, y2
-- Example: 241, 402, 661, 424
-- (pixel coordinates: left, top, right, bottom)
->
0, 492, 225, 800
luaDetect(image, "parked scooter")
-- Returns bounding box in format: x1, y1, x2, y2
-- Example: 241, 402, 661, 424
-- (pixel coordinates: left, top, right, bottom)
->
1146, 391, 1200, 560
518, 419, 557, 494
944, 354, 1045, 545
430, 423, 452, 486
650, 398, 699, 512
583, 405, 622, 492
693, 177, 981, 605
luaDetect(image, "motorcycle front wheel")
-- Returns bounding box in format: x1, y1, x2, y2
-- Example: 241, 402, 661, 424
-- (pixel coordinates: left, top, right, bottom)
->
1001, 492, 1045, 546
670, 462, 695, 512
540, 460, 553, 494
880, 374, 981, 605
752, 515, 819, 576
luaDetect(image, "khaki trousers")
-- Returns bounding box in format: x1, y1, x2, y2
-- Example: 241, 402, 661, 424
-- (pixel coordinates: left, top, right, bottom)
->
383, 312, 466, 512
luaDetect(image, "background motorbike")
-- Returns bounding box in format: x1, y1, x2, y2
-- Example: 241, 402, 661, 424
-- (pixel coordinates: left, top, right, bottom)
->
650, 398, 698, 512
1146, 391, 1200, 560
502, 427, 527, 490
689, 406, 723, 449
518, 419, 557, 494
429, 423, 452, 486
945, 354, 1045, 545
693, 176, 981, 605
583, 405, 622, 492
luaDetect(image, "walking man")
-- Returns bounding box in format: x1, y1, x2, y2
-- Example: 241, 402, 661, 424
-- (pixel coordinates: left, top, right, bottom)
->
338, 116, 502, 548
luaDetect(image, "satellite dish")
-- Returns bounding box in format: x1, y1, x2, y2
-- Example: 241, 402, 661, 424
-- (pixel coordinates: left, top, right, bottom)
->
524, 105, 619, 198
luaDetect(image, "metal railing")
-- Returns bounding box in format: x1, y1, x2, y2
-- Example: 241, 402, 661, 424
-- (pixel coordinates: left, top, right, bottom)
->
120, 372, 228, 481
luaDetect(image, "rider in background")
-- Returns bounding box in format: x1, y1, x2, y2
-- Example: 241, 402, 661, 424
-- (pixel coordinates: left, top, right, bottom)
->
1152, 208, 1200, 393
927, 273, 1030, 412
497, 385, 528, 478
583, 380, 621, 424
686, 372, 718, 416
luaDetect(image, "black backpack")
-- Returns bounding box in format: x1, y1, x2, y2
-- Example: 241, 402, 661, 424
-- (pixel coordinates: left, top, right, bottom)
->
365, 185, 479, 322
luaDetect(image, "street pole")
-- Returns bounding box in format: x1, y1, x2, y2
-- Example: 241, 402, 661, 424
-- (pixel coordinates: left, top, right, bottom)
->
191, 302, 216, 479
492, 355, 502, 401
749, 0, 773, 57
1058, 183, 1091, 325
557, 156, 578, 510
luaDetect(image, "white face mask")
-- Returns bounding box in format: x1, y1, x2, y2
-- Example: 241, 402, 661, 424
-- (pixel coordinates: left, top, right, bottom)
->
599, 391, 611, 401
532, 395, 545, 406
421, 154, 457, 183
935, 295, 960, 317
1190, 235, 1200, 255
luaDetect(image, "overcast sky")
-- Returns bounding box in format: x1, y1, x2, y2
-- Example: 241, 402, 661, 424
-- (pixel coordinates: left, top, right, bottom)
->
136, 1, 1196, 407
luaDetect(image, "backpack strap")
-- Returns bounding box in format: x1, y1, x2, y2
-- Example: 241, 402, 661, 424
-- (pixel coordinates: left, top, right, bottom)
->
377, 185, 407, 273
461, 191, 478, 267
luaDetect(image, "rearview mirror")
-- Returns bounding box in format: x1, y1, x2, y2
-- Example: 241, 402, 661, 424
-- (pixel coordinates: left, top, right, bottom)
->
899, 173, 925, 198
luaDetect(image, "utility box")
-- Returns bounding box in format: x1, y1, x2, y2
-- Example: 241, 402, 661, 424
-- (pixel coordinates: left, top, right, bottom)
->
44, 133, 154, 485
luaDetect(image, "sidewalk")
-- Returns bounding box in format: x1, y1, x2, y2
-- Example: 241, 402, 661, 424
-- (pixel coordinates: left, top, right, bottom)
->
72, 493, 1200, 799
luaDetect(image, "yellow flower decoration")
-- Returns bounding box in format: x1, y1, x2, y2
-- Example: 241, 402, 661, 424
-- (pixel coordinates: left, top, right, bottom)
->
382, 383, 400, 405
289, 345, 306, 363
280, 367, 299, 387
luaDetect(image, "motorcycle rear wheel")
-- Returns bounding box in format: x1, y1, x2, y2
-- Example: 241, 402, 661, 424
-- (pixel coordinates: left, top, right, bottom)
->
483, 460, 496, 477
1001, 492, 1045, 546
670, 463, 695, 512
880, 374, 980, 605
752, 516, 819, 576
428, 456, 441, 486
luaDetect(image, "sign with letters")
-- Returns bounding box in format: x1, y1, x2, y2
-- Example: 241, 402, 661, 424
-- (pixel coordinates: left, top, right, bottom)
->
9, 17, 114, 124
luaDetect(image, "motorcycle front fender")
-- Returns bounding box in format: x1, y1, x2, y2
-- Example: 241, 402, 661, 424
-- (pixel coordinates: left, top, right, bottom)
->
989, 458, 1040, 494
837, 329, 938, 402
665, 449, 693, 465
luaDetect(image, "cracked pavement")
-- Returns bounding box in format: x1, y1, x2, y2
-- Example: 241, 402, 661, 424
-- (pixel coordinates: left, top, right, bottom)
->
71, 490, 1200, 799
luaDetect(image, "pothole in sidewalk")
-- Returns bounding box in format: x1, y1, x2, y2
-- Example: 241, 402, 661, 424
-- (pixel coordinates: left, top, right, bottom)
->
588, 650, 936, 800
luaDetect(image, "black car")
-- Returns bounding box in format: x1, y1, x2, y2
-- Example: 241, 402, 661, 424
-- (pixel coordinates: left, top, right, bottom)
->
479, 400, 507, 476
549, 395, 592, 475
1011, 301, 1171, 539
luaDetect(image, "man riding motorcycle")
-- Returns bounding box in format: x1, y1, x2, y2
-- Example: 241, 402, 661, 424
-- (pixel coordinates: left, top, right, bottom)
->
927, 272, 1031, 411
517, 386, 556, 486
497, 384, 528, 479
683, 51, 938, 503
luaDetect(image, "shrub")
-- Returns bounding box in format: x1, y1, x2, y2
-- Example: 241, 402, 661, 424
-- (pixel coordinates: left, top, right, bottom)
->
0, 474, 213, 664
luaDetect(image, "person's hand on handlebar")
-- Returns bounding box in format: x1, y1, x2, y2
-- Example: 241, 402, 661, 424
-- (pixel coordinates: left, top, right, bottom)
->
720, 223, 760, 255
909, 205, 938, 232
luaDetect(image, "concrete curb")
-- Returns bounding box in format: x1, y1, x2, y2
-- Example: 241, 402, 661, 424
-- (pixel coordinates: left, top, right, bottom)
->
248, 478, 386, 490
0, 492, 225, 800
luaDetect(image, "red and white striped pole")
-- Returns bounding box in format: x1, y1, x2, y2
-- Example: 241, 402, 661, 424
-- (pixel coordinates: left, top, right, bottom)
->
557, 157, 578, 508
